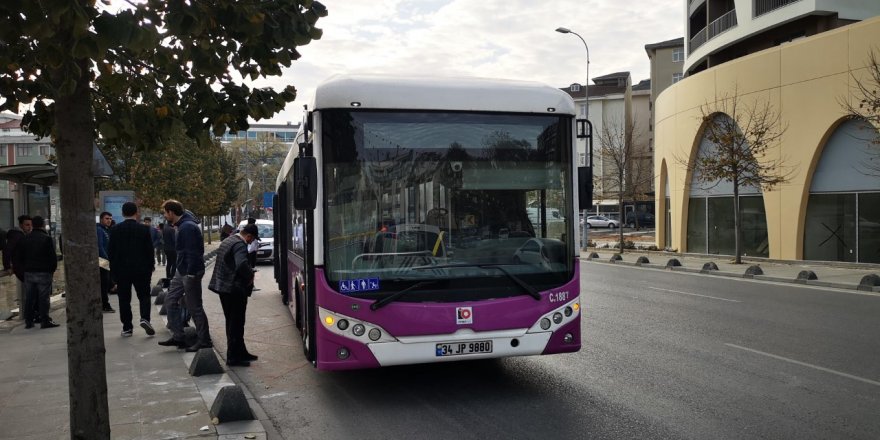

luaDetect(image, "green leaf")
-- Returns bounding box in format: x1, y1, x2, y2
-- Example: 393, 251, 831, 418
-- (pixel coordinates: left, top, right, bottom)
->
98, 121, 119, 139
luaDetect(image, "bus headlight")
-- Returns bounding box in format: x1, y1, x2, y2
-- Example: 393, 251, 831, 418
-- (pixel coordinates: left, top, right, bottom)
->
337, 319, 349, 331
352, 324, 365, 337
540, 318, 551, 330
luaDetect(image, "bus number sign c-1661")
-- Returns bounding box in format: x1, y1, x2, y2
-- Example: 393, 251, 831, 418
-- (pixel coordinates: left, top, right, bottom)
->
435, 340, 493, 357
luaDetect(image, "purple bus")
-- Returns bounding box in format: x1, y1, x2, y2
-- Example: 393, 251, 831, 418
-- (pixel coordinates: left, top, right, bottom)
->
273, 75, 590, 370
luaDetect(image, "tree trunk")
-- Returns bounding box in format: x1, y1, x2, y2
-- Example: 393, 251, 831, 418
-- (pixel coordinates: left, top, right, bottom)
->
54, 60, 111, 439
733, 178, 742, 265
618, 197, 625, 253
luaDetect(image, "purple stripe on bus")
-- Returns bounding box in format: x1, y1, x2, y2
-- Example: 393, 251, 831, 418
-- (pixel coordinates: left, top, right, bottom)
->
314, 264, 579, 336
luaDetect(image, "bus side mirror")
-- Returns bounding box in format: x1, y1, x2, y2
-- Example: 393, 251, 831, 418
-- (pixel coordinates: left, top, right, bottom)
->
578, 166, 592, 209
293, 156, 317, 210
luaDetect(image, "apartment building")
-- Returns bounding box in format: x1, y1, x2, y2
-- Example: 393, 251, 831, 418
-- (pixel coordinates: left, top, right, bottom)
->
561, 72, 652, 214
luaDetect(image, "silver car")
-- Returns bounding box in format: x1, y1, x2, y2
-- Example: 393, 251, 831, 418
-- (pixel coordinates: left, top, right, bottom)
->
586, 215, 618, 229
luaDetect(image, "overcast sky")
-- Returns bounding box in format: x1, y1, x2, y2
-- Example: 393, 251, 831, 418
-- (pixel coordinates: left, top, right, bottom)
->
253, 0, 685, 125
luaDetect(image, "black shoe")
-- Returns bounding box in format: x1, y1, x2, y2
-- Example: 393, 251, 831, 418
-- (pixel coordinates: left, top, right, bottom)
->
140, 319, 155, 336
226, 359, 251, 367
185, 342, 213, 352
41, 320, 60, 329
243, 352, 259, 361
25, 322, 34, 329
103, 306, 115, 313
158, 338, 186, 348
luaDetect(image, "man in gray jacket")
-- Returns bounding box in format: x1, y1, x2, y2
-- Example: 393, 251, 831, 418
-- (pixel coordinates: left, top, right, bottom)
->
208, 224, 258, 366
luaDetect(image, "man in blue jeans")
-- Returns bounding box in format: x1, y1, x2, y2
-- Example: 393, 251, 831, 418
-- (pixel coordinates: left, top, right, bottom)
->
12, 216, 59, 329
158, 199, 212, 352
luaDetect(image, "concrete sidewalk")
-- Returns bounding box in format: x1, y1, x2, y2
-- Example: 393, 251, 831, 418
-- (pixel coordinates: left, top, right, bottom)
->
0, 241, 266, 439
585, 249, 880, 292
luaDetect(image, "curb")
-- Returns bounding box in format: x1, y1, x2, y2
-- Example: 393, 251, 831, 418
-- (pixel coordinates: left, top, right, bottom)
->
586, 257, 880, 293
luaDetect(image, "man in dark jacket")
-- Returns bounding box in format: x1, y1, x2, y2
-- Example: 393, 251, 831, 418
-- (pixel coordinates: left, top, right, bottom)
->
4, 214, 32, 277
158, 199, 212, 351
12, 216, 58, 329
162, 221, 177, 280
144, 217, 164, 266
208, 224, 258, 366
108, 202, 156, 337
97, 211, 115, 313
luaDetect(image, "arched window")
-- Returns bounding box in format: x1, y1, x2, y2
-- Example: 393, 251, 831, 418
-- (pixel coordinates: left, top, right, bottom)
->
804, 119, 880, 263
686, 114, 769, 256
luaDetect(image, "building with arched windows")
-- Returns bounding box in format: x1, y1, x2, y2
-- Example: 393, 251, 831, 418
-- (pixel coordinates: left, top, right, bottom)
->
655, 5, 880, 263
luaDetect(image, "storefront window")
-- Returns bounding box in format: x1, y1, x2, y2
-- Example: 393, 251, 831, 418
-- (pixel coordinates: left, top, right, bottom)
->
804, 193, 857, 262
707, 197, 735, 255
858, 193, 880, 264
687, 198, 706, 253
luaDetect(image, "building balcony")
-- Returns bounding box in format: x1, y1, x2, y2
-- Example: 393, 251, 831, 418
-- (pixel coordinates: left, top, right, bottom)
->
755, 0, 802, 18
689, 9, 738, 53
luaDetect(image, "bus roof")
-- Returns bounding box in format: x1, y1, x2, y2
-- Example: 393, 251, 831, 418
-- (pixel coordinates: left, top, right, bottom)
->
312, 74, 576, 115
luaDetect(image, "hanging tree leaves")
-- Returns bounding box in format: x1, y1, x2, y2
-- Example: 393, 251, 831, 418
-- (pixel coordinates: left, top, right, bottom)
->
0, 1, 326, 438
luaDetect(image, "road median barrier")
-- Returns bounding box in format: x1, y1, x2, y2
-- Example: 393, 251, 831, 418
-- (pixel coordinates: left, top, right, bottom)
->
665, 258, 682, 269
209, 385, 255, 424
796, 270, 818, 282
635, 256, 650, 266
189, 347, 225, 377
701, 262, 718, 272
609, 253, 622, 262
858, 274, 880, 292
744, 265, 764, 277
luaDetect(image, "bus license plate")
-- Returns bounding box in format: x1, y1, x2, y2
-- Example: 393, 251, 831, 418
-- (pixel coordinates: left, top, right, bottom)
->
435, 341, 493, 357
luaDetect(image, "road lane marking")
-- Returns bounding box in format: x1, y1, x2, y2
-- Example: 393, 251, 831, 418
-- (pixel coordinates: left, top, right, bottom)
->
648, 287, 741, 303
725, 343, 880, 387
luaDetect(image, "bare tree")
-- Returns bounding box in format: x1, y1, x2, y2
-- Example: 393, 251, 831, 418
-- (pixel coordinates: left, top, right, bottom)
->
678, 88, 789, 264
596, 115, 653, 253
842, 50, 880, 176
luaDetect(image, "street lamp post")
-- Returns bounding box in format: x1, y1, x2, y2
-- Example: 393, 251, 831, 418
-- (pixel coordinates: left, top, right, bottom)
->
556, 26, 591, 250
260, 162, 268, 218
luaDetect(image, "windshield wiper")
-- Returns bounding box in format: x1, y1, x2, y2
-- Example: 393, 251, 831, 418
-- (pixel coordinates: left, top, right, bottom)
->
370, 280, 441, 311
411, 263, 541, 301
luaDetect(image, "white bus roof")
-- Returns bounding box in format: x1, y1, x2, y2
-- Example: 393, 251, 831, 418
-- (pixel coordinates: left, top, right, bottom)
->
312, 74, 576, 115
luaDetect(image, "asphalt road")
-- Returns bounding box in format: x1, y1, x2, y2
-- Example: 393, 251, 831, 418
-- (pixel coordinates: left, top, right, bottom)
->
218, 261, 880, 440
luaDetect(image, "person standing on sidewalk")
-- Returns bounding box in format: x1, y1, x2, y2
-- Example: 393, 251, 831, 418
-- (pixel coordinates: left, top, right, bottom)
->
158, 200, 212, 352
144, 217, 164, 266
208, 224, 259, 366
3, 214, 31, 276
96, 212, 115, 313
162, 221, 177, 280
108, 202, 156, 337
12, 216, 58, 329
245, 217, 258, 270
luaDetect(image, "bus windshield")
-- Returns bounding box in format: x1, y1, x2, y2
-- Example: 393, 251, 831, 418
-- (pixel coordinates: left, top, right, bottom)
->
322, 110, 574, 301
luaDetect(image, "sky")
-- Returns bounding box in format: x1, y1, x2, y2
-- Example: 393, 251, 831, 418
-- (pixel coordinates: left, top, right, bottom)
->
252, 0, 685, 125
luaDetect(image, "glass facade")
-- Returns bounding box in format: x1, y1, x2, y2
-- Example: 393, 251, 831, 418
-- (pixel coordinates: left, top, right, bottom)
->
686, 197, 706, 253
687, 195, 768, 257
804, 193, 880, 263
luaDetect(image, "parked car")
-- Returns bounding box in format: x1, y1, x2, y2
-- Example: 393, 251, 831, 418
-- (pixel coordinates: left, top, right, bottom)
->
625, 211, 655, 228
585, 215, 617, 228
236, 219, 275, 263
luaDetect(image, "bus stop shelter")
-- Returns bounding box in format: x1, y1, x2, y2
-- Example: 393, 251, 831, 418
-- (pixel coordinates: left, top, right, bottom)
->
0, 146, 113, 320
